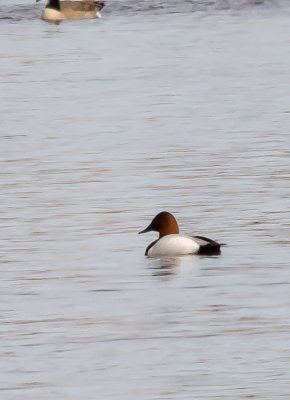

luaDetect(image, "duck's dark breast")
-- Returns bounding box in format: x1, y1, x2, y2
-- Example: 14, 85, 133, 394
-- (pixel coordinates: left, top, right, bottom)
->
145, 239, 159, 256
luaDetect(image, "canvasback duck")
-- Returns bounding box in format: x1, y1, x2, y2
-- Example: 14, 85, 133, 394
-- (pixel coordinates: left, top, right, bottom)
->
36, 0, 105, 22
139, 211, 223, 257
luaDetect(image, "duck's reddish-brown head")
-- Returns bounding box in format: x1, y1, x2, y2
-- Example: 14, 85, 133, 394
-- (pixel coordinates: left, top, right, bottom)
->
139, 211, 179, 238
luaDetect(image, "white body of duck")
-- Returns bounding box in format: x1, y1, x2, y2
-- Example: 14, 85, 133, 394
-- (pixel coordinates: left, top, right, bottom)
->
37, 0, 104, 22
139, 211, 223, 257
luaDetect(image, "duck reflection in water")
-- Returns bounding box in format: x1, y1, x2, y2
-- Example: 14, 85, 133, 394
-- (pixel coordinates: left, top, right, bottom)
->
149, 255, 201, 277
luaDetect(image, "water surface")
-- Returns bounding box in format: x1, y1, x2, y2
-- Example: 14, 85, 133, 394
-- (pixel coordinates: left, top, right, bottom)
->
1, 1, 290, 399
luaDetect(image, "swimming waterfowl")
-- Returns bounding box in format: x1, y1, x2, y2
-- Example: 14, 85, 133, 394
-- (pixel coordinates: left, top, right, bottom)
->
139, 211, 223, 257
36, 0, 105, 22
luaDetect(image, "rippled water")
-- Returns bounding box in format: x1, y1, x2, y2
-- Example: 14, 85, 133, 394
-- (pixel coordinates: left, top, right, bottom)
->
1, 1, 290, 399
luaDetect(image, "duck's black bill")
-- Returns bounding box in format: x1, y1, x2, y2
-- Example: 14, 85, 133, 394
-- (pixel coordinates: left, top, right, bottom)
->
139, 224, 152, 234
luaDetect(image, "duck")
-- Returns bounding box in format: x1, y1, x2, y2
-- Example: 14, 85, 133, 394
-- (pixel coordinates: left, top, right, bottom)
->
36, 0, 105, 22
139, 211, 223, 257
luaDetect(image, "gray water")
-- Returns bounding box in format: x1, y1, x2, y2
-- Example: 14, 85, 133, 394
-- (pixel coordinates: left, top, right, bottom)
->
1, 1, 290, 399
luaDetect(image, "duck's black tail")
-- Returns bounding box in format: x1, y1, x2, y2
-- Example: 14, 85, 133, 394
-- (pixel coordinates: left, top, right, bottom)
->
94, 1, 105, 10
193, 235, 225, 256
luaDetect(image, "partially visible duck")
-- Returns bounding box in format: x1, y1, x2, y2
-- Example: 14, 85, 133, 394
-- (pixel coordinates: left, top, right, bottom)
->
37, 0, 105, 22
139, 211, 223, 257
